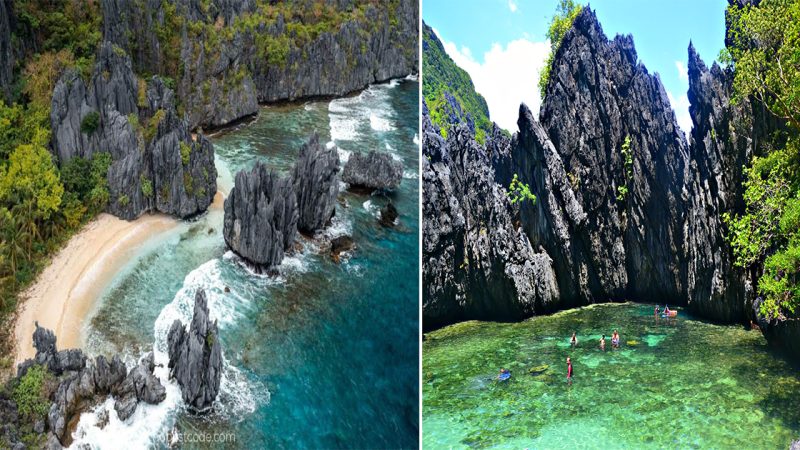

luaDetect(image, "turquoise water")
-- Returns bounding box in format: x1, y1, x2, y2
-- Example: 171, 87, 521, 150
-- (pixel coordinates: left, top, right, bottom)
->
423, 303, 800, 449
72, 78, 419, 449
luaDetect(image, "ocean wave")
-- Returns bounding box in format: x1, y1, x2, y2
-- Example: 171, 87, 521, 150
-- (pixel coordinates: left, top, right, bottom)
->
369, 112, 395, 132
403, 170, 418, 179
388, 79, 401, 88
405, 73, 418, 81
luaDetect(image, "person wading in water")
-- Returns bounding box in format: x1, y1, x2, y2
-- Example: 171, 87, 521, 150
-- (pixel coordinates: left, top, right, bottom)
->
566, 357, 573, 384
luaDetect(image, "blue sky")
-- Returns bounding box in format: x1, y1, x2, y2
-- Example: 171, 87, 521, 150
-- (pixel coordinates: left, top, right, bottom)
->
424, 0, 728, 133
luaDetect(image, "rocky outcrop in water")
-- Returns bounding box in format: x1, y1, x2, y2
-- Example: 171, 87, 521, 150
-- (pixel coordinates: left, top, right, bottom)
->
100, 0, 418, 130
49, 41, 217, 220
167, 289, 222, 412
422, 102, 559, 330
223, 162, 298, 269
342, 151, 404, 191
4, 324, 166, 448
293, 133, 340, 233
379, 201, 399, 227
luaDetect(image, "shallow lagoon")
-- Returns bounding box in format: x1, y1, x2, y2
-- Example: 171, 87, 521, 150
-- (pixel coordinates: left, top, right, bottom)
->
423, 303, 800, 449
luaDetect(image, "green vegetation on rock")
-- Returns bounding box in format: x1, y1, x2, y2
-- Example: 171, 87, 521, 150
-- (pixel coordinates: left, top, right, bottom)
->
507, 173, 537, 205
422, 22, 493, 144
80, 111, 100, 135
722, 0, 800, 320
538, 0, 584, 98
179, 141, 192, 166
617, 136, 633, 201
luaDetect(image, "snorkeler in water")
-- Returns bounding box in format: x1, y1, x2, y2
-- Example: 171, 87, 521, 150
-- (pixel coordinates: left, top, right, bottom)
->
570, 332, 578, 347
612, 330, 620, 348
600, 335, 606, 351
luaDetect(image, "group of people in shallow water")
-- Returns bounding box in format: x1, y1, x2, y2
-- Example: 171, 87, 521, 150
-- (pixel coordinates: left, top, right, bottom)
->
569, 329, 620, 350
565, 329, 620, 383
498, 305, 679, 384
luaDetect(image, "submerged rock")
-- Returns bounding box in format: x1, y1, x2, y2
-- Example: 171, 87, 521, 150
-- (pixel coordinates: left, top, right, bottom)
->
330, 235, 356, 262
379, 201, 399, 227
342, 151, 403, 191
167, 289, 222, 412
223, 162, 298, 268
293, 133, 340, 233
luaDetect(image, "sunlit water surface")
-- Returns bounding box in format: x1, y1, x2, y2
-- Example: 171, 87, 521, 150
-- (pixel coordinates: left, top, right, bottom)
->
423, 303, 800, 449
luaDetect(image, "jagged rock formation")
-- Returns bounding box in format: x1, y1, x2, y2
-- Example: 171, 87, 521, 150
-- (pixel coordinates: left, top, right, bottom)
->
224, 162, 298, 268
167, 289, 222, 412
50, 41, 217, 220
101, 0, 418, 130
342, 151, 404, 191
683, 43, 752, 321
293, 133, 340, 233
7, 323, 166, 447
510, 8, 688, 308
113, 352, 167, 421
422, 102, 559, 330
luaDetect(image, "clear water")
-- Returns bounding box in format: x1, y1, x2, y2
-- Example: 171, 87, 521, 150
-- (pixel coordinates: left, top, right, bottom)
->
71, 78, 419, 449
423, 303, 800, 449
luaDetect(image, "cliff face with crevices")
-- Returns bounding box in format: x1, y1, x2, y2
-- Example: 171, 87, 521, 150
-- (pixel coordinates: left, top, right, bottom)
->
423, 5, 797, 355
422, 101, 559, 330
50, 42, 217, 220
100, 0, 419, 130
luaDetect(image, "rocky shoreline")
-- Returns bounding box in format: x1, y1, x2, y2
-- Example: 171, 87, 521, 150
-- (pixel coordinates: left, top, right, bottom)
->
1, 290, 220, 449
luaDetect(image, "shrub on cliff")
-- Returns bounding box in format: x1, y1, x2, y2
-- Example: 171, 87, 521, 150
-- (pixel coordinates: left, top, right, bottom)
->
80, 111, 100, 135
538, 0, 584, 98
722, 0, 800, 320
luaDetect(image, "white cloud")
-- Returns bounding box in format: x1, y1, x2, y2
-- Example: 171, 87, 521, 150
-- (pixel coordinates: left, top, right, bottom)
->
675, 61, 688, 83
508, 0, 518, 12
667, 91, 692, 136
439, 36, 550, 132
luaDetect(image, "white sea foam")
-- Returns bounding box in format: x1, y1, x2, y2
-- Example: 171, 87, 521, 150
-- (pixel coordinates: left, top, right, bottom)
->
320, 213, 352, 239
391, 153, 403, 162
326, 140, 336, 150
388, 78, 401, 88
329, 96, 361, 142
403, 170, 418, 179
337, 148, 351, 163
413, 133, 420, 146
369, 112, 395, 132
405, 73, 418, 81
